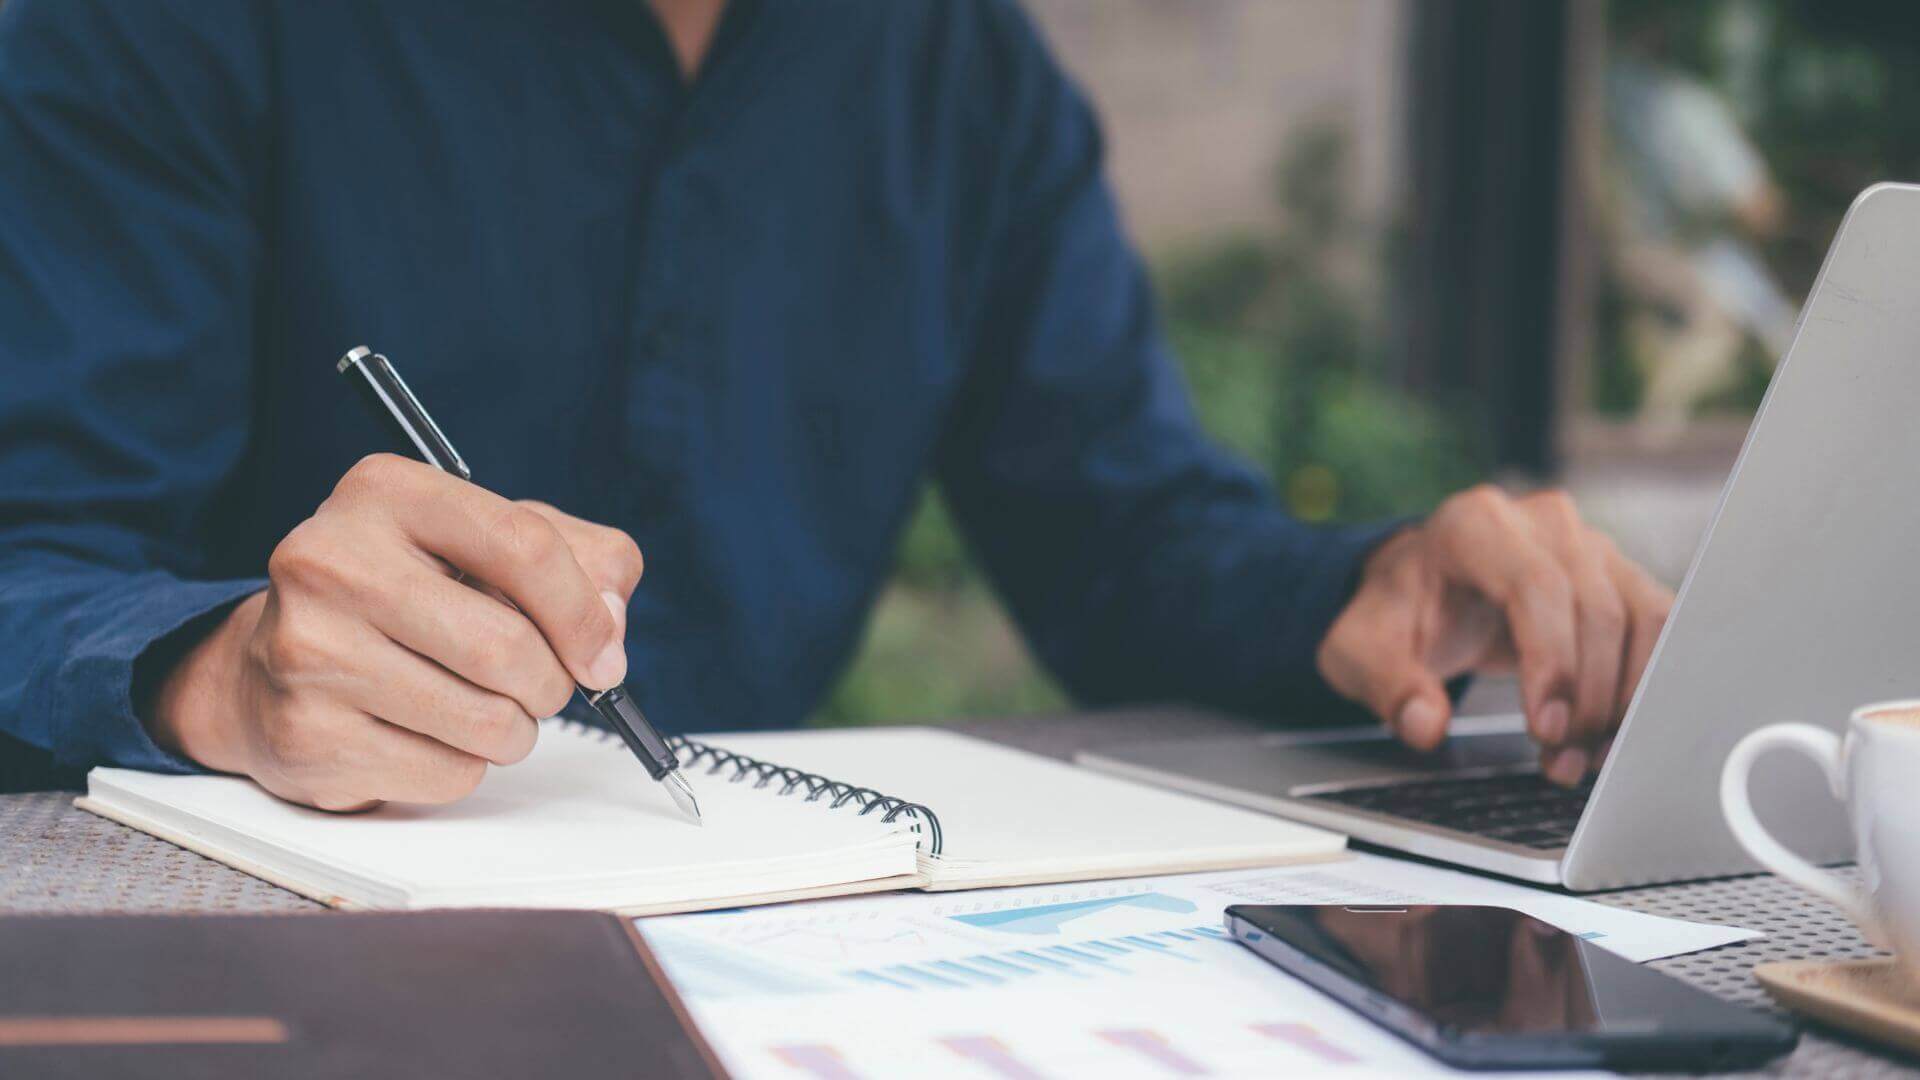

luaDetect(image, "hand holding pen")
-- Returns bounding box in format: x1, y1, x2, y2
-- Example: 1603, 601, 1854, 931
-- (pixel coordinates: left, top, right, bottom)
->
148, 350, 699, 822
338, 346, 699, 820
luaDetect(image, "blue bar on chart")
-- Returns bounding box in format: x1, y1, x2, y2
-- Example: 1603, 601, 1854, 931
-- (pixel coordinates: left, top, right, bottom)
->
838, 925, 1234, 990
947, 892, 1200, 935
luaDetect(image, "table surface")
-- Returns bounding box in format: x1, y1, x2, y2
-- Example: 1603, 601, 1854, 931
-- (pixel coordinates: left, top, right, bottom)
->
1, 707, 1910, 1078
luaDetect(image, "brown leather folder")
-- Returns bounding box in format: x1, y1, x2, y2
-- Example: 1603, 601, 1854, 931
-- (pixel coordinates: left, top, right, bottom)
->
0, 910, 726, 1079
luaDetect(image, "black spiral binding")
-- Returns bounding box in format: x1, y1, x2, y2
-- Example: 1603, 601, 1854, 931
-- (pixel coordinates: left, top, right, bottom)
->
558, 720, 943, 856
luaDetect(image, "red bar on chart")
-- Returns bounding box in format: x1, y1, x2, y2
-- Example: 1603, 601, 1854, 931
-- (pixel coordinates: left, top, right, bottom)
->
937, 1034, 1047, 1079
1251, 1021, 1361, 1064
770, 1043, 862, 1079
1096, 1028, 1210, 1075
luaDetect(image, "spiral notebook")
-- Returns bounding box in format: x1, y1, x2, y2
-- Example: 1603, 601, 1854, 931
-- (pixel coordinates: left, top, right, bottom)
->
77, 721, 1345, 915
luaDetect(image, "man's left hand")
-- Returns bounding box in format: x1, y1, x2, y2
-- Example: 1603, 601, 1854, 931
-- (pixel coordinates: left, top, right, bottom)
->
1315, 486, 1675, 786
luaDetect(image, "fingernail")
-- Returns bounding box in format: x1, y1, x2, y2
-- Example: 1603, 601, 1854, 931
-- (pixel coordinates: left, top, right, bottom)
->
1548, 747, 1588, 786
588, 638, 626, 690
601, 590, 627, 637
1535, 700, 1569, 745
1399, 698, 1442, 745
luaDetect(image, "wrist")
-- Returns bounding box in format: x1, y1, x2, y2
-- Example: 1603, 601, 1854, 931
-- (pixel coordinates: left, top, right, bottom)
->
148, 590, 265, 773
1357, 524, 1422, 581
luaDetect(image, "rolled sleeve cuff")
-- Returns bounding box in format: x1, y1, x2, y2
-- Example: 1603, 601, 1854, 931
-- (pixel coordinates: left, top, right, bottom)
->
45, 576, 266, 773
1258, 517, 1414, 722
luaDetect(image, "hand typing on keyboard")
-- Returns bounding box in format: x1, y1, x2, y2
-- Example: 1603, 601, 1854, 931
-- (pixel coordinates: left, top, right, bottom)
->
1314, 487, 1673, 788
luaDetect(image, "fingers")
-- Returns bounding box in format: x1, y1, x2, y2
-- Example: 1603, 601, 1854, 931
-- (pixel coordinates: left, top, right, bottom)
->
1316, 536, 1456, 751
1610, 546, 1673, 708
365, 565, 578, 719
332, 455, 626, 690
515, 500, 645, 638
1428, 487, 1578, 748
246, 593, 537, 784
1319, 483, 1671, 789
1526, 496, 1627, 748
236, 457, 652, 813
255, 706, 494, 810
326, 626, 541, 766
516, 501, 645, 597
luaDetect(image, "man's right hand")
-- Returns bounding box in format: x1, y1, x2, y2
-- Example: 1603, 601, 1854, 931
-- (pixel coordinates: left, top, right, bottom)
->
148, 454, 645, 811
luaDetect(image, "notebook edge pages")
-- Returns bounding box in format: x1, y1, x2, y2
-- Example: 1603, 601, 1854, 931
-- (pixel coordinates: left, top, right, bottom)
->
77, 723, 1351, 908
703, 727, 1350, 887
915, 846, 1352, 891
75, 793, 366, 910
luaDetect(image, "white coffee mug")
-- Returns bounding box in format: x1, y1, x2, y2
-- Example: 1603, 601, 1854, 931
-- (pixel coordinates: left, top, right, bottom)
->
1721, 701, 1920, 968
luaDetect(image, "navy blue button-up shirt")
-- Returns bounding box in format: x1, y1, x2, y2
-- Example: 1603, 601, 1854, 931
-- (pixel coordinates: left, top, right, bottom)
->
0, 0, 1388, 776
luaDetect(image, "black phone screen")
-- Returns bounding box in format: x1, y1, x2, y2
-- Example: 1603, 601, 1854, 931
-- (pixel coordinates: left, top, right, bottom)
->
1225, 904, 1797, 1070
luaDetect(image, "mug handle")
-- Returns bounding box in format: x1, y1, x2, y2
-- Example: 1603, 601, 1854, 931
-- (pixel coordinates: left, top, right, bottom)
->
1720, 723, 1874, 930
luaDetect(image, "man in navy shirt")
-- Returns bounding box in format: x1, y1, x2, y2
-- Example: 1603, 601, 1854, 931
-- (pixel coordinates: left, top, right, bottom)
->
0, 0, 1670, 809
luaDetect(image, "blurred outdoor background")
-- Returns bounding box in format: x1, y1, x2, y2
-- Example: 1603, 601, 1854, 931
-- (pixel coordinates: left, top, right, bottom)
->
814, 0, 1920, 727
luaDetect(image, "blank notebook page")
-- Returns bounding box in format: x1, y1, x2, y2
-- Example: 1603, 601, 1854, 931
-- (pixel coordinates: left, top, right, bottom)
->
701, 728, 1346, 888
86, 722, 919, 911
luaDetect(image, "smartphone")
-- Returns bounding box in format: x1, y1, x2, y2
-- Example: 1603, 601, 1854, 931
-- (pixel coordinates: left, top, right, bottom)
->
1225, 904, 1797, 1071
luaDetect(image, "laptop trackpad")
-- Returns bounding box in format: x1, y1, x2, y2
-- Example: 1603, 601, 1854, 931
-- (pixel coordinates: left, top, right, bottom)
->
1269, 731, 1540, 794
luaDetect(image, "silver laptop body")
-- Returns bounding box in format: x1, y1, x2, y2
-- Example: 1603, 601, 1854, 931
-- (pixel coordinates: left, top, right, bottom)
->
1082, 183, 1920, 891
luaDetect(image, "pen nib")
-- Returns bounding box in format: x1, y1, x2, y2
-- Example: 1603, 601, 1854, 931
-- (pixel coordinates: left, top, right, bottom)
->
664, 770, 702, 826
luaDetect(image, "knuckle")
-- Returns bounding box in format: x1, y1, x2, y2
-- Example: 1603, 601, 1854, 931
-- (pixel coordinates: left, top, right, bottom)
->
483, 507, 565, 570
1522, 563, 1571, 605
1439, 484, 1506, 529
604, 529, 645, 582
470, 698, 533, 762
1527, 489, 1580, 520
260, 615, 337, 680
1586, 592, 1628, 636
527, 669, 576, 719
468, 618, 543, 679
337, 452, 412, 499
267, 523, 336, 592
1463, 483, 1508, 514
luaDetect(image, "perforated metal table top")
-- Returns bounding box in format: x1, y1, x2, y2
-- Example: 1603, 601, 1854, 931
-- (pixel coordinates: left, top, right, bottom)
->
2, 709, 1910, 1077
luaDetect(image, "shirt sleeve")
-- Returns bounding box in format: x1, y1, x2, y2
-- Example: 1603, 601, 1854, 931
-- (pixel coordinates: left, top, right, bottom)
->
935, 2, 1400, 720
0, 0, 271, 771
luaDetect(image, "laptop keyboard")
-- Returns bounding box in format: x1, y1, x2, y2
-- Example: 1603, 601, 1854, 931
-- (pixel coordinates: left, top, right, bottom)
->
1304, 773, 1596, 850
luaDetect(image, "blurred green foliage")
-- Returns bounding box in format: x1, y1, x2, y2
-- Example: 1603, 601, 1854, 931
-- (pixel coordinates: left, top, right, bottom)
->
814, 125, 1482, 727
1596, 0, 1920, 416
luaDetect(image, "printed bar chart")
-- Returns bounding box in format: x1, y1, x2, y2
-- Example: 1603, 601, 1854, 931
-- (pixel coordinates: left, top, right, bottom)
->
949, 892, 1198, 935
1096, 1028, 1210, 1076
769, 1043, 860, 1080
1251, 1021, 1362, 1064
937, 1035, 1048, 1079
840, 925, 1232, 991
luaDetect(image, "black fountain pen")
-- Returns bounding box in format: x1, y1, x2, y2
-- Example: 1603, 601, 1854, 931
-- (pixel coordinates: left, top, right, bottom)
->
337, 346, 702, 825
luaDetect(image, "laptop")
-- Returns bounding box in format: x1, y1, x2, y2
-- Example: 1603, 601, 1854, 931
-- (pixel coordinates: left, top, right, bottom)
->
1081, 182, 1920, 892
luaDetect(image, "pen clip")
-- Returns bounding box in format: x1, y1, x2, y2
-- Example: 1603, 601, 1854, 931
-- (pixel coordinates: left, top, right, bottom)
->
337, 346, 472, 481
